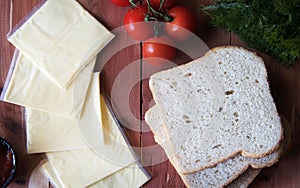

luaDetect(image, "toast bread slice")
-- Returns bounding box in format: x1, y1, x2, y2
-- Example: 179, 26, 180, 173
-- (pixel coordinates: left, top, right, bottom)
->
149, 46, 283, 173
145, 105, 290, 187
226, 168, 261, 188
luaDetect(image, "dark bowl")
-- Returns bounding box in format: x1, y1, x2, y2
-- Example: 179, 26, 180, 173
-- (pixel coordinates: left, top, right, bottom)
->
0, 137, 16, 188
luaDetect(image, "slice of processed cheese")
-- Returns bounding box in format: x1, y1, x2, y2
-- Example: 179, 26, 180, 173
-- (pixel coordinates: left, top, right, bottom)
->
47, 149, 129, 188
26, 72, 104, 153
42, 162, 150, 188
88, 162, 150, 188
7, 0, 114, 89
91, 95, 137, 165
76, 72, 104, 148
45, 95, 137, 187
1, 51, 95, 118
46, 142, 136, 188
41, 162, 63, 188
26, 109, 89, 153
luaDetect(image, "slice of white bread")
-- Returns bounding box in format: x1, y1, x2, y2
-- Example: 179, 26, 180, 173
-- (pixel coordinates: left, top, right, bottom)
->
145, 106, 291, 187
149, 46, 283, 173
145, 105, 288, 187
227, 118, 292, 188
227, 115, 293, 188
226, 168, 261, 188
226, 115, 292, 188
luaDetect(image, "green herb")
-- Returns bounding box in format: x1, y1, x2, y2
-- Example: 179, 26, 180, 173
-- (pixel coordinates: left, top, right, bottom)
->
202, 0, 300, 67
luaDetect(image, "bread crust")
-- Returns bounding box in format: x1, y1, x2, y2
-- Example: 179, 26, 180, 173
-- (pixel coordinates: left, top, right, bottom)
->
225, 168, 261, 188
148, 45, 284, 174
145, 106, 291, 187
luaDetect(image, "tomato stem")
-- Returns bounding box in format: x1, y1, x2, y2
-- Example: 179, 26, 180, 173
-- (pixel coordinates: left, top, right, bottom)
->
145, 0, 174, 22
163, 14, 173, 22
150, 7, 164, 17
142, 0, 174, 37
144, 0, 162, 21
144, 14, 158, 21
159, 0, 164, 11
145, 0, 152, 13
129, 0, 138, 8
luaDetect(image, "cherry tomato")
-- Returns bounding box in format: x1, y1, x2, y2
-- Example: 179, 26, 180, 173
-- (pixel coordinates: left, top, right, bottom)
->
143, 36, 176, 66
124, 5, 154, 41
143, 0, 177, 10
164, 6, 197, 41
111, 0, 131, 7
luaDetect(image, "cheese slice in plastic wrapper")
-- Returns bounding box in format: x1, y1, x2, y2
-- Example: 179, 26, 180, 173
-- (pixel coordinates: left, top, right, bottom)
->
26, 109, 89, 153
46, 148, 134, 188
88, 162, 150, 188
25, 72, 104, 153
41, 162, 150, 188
7, 0, 114, 89
45, 95, 140, 187
1, 50, 94, 118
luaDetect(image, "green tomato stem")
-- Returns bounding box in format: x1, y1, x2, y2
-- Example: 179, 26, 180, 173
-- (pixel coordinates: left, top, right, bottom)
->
159, 0, 165, 11
142, 0, 174, 37
129, 0, 138, 8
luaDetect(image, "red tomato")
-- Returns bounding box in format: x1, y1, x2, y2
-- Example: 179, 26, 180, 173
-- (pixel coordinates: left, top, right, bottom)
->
143, 36, 176, 66
164, 6, 197, 41
124, 5, 154, 41
111, 0, 131, 7
143, 0, 177, 10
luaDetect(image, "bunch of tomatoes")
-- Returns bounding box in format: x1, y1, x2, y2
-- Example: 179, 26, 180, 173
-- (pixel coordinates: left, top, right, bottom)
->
111, 0, 197, 66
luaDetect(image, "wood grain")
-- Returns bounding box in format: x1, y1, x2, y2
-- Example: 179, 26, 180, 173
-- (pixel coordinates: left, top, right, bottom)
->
0, 0, 299, 188
230, 33, 300, 187
0, 1, 44, 188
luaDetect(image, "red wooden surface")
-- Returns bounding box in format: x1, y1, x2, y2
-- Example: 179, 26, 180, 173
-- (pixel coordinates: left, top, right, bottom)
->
0, 0, 299, 187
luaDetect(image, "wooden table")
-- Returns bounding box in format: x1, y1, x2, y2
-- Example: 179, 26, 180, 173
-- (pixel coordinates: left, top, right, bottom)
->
1, 0, 299, 187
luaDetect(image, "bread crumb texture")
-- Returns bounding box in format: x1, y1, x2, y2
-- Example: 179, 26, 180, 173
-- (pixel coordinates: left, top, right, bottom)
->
149, 46, 283, 173
145, 105, 282, 188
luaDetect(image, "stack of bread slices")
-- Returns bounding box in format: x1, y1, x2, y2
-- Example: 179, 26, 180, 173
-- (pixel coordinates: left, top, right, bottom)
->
145, 46, 290, 187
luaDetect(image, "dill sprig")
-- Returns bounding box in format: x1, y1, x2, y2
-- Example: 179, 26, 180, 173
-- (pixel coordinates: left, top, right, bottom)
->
203, 0, 300, 67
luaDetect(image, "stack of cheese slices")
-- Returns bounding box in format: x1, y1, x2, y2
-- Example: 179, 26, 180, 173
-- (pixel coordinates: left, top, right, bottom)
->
1, 0, 150, 187
145, 46, 290, 187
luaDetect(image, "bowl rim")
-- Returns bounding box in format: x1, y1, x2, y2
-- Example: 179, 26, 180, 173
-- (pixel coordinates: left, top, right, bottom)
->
0, 137, 17, 188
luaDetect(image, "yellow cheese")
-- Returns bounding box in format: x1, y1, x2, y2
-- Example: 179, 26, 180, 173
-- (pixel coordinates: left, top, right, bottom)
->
42, 162, 150, 188
7, 0, 114, 89
26, 109, 88, 153
41, 162, 63, 188
88, 163, 150, 188
45, 95, 137, 187
76, 72, 103, 149
2, 51, 95, 118
26, 72, 104, 153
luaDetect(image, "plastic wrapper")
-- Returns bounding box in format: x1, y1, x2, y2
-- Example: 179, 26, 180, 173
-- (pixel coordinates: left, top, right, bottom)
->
0, 50, 95, 118
21, 73, 151, 187
6, 0, 114, 90
24, 72, 105, 154
2, 0, 150, 186
42, 161, 150, 188
39, 93, 151, 187
23, 75, 151, 187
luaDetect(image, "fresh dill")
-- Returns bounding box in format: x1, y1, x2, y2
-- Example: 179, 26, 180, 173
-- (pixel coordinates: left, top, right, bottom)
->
203, 0, 300, 67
